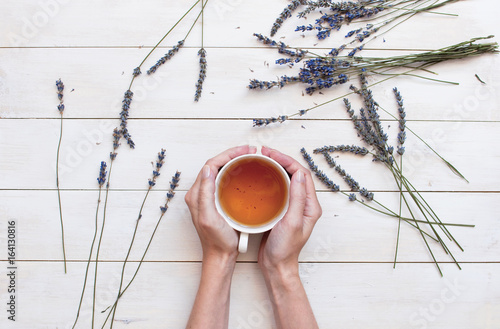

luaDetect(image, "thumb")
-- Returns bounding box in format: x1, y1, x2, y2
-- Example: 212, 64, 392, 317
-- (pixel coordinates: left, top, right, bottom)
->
198, 165, 219, 220
284, 170, 307, 227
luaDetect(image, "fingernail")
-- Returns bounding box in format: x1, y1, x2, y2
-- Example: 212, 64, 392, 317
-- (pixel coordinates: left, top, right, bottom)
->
295, 170, 304, 183
203, 165, 211, 179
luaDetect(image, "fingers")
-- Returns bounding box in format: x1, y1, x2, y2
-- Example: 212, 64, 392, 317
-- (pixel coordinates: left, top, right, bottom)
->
262, 146, 319, 204
284, 170, 307, 228
189, 145, 257, 202
205, 145, 257, 171
262, 146, 306, 175
197, 165, 220, 225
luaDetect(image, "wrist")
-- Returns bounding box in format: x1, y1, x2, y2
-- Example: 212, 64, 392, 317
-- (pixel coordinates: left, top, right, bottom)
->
202, 251, 238, 273
261, 259, 300, 287
262, 264, 303, 307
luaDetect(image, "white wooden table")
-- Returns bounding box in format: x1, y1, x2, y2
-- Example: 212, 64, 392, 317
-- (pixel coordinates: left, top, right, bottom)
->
1, 1, 499, 328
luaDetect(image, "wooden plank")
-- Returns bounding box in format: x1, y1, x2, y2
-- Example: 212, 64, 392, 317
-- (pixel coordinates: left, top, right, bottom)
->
0, 47, 498, 120
0, 261, 498, 328
1, 190, 497, 263
0, 119, 498, 191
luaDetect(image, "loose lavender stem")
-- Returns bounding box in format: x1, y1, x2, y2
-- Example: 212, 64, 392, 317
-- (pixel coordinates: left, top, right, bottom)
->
56, 111, 67, 274
108, 190, 150, 329
55, 78, 67, 274
72, 186, 104, 329
135, 0, 202, 77
109, 148, 166, 328
100, 172, 180, 329
92, 160, 113, 329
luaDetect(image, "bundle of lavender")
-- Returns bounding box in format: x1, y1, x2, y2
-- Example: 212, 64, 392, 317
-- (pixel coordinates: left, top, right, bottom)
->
271, 0, 459, 44
300, 74, 474, 275
251, 35, 498, 125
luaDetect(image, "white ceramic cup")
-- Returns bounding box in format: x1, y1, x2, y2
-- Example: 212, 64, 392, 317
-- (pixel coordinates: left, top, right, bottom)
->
215, 154, 290, 253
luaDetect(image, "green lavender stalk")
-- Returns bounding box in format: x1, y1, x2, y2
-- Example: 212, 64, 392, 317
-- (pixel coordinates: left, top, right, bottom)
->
92, 160, 113, 329
99, 172, 181, 329
108, 149, 166, 329
72, 161, 107, 329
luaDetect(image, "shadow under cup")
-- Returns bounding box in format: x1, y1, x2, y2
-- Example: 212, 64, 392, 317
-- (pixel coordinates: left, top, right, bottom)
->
215, 154, 290, 253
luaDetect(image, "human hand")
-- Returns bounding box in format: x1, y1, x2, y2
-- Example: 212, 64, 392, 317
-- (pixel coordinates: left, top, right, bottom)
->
185, 145, 257, 263
258, 146, 322, 278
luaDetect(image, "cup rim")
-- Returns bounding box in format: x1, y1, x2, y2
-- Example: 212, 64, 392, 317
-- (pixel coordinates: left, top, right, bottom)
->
215, 154, 290, 234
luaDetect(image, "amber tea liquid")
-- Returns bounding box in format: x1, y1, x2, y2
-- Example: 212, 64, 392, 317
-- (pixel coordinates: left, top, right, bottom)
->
218, 157, 288, 227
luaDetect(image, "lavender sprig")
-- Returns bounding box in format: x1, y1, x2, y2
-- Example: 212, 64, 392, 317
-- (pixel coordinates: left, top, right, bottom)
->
119, 90, 135, 149
270, 0, 305, 36
313, 144, 369, 155
72, 161, 107, 329
55, 78, 67, 273
254, 33, 308, 64
92, 160, 114, 328
194, 48, 207, 102
393, 87, 405, 267
112, 0, 206, 145
162, 171, 181, 212
149, 149, 166, 187
97, 161, 107, 186
100, 171, 181, 328
393, 87, 406, 155
109, 149, 166, 329
301, 148, 339, 192
147, 40, 185, 75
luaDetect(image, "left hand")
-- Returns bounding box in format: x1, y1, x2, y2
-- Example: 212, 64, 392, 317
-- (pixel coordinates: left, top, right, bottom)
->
185, 145, 257, 262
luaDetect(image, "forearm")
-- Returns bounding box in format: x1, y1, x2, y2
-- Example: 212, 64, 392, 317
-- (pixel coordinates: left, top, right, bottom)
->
186, 254, 237, 329
262, 264, 319, 329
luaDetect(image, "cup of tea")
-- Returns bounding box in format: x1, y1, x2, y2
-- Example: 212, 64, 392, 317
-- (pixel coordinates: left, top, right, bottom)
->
215, 154, 290, 253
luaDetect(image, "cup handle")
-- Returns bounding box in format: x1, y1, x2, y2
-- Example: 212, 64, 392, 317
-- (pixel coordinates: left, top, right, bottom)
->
238, 232, 249, 253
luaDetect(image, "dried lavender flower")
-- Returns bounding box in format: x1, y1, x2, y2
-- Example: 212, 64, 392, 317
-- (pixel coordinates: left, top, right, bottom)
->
270, 0, 304, 36
133, 67, 141, 77
119, 90, 135, 149
253, 33, 307, 64
301, 148, 339, 191
148, 149, 166, 187
393, 87, 406, 155
56, 79, 65, 112
295, 0, 387, 40
253, 115, 288, 127
314, 144, 369, 155
321, 151, 361, 192
56, 78, 64, 102
359, 187, 374, 201
97, 161, 107, 187
194, 48, 207, 102
147, 40, 184, 75
161, 171, 181, 213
